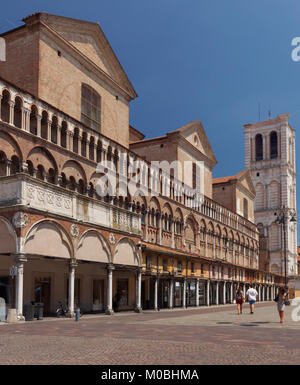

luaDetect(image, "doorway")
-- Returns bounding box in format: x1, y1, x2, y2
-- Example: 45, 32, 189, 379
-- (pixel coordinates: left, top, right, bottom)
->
34, 276, 51, 315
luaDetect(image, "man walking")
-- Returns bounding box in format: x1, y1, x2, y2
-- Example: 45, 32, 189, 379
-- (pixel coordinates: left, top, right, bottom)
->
245, 284, 258, 314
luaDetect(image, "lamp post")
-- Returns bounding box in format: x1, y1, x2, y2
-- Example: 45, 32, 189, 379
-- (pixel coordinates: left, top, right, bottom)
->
274, 206, 297, 303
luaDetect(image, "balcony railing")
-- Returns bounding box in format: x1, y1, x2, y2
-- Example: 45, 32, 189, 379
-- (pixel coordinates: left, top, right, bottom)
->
0, 174, 141, 236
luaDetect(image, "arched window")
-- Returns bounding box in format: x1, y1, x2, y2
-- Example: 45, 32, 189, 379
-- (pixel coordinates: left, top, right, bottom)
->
89, 136, 95, 160
1, 90, 10, 123
0, 151, 7, 176
73, 128, 79, 154
14, 97, 22, 128
10, 156, 20, 175
51, 116, 58, 144
41, 111, 48, 139
243, 198, 248, 219
255, 134, 263, 161
81, 132, 87, 157
81, 84, 101, 131
270, 131, 278, 159
61, 121, 67, 148
30, 105, 38, 135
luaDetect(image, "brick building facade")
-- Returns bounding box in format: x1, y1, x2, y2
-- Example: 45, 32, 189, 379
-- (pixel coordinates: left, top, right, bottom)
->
0, 13, 280, 319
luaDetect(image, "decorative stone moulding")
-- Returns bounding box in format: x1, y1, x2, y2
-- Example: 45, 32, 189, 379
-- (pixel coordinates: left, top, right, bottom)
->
70, 224, 79, 238
109, 233, 116, 244
13, 212, 29, 229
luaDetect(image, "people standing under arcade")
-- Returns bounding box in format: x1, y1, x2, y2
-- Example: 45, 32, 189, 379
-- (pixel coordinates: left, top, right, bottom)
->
245, 284, 258, 314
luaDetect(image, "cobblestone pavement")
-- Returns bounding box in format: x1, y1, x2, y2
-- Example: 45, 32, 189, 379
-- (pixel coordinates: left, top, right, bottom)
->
1, 302, 300, 365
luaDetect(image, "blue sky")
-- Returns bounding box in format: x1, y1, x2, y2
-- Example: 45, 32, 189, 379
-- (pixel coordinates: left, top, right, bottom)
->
1, 1, 300, 239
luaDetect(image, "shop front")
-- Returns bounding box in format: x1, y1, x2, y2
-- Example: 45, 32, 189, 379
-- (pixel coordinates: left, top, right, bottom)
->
186, 279, 196, 307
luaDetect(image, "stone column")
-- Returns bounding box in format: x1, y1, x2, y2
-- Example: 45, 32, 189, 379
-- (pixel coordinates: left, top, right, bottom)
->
183, 278, 187, 308
15, 255, 27, 319
36, 115, 42, 137
105, 264, 114, 315
258, 285, 261, 301
216, 281, 219, 305
171, 219, 175, 249
47, 119, 52, 140
143, 209, 149, 242
135, 267, 142, 313
230, 281, 233, 303
154, 275, 158, 311
169, 279, 174, 308
68, 261, 77, 317
196, 279, 199, 307
6, 159, 11, 176
262, 286, 265, 301
157, 214, 162, 245
223, 281, 226, 304
9, 100, 15, 125
266, 286, 269, 301
206, 280, 210, 306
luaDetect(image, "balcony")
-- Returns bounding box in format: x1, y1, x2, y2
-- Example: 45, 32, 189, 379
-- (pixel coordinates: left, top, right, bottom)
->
0, 174, 141, 236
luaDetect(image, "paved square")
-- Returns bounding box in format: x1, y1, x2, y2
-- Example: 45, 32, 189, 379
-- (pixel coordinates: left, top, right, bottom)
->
0, 303, 300, 365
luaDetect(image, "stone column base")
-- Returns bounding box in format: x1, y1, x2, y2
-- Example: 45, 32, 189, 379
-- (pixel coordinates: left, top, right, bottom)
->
105, 308, 114, 315
6, 309, 19, 323
66, 311, 75, 318
134, 307, 142, 313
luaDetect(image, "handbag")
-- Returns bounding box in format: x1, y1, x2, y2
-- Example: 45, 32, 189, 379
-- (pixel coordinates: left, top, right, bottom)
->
274, 295, 279, 302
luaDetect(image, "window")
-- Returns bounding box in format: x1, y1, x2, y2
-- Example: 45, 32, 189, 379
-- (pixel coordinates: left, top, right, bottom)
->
270, 131, 278, 159
255, 134, 263, 161
177, 261, 182, 273
191, 262, 195, 274
146, 256, 152, 270
116, 279, 128, 307
163, 258, 168, 272
81, 84, 101, 131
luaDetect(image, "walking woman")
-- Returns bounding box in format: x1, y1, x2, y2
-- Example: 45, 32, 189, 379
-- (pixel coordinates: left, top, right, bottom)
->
276, 287, 287, 323
236, 286, 244, 315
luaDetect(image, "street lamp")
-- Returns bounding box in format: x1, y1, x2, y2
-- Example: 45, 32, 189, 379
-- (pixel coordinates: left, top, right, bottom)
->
274, 206, 297, 303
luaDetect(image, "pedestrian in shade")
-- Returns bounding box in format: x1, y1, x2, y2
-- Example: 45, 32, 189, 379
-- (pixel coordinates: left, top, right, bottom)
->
276, 287, 287, 323
235, 286, 244, 315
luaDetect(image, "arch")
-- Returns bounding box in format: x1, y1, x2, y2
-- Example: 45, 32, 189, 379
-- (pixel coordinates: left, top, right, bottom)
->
185, 217, 196, 244
0, 89, 10, 123
61, 160, 87, 184
26, 146, 57, 173
89, 136, 95, 160
0, 216, 17, 254
149, 196, 161, 213
25, 220, 73, 259
255, 134, 263, 161
162, 202, 173, 217
61, 121, 67, 148
0, 130, 23, 160
113, 237, 140, 266
14, 96, 23, 128
73, 128, 79, 154
41, 110, 48, 140
29, 105, 38, 135
270, 131, 278, 159
77, 230, 111, 263
51, 115, 58, 144
271, 263, 280, 274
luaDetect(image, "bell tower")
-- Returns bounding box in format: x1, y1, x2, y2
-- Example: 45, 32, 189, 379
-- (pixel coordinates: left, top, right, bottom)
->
244, 114, 297, 276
